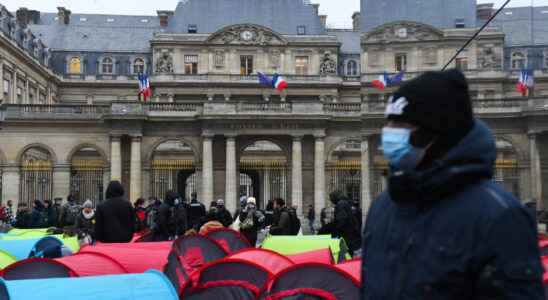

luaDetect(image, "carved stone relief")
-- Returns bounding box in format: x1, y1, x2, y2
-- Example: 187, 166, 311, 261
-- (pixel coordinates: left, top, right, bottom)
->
155, 50, 173, 73
320, 52, 337, 75
478, 46, 502, 69
208, 24, 287, 46
364, 22, 442, 44
270, 50, 281, 68
214, 50, 225, 68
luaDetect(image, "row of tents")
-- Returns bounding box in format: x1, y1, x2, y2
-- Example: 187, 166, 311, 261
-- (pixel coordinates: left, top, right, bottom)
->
0, 227, 361, 299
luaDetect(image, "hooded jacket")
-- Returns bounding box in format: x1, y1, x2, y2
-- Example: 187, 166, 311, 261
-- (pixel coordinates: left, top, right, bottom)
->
94, 181, 134, 243
362, 120, 544, 299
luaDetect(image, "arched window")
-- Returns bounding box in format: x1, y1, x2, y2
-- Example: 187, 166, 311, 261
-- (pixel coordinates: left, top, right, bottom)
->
133, 58, 145, 74
101, 57, 114, 74
346, 60, 358, 76
511, 52, 526, 69
494, 139, 520, 198
68, 57, 81, 74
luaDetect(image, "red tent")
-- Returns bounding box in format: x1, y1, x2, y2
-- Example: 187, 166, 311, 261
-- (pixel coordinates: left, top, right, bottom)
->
264, 263, 360, 300
335, 258, 361, 283
228, 249, 293, 275
204, 228, 251, 254
55, 252, 128, 276
1, 258, 76, 280
80, 245, 169, 273
180, 258, 273, 300
287, 248, 334, 265
88, 242, 172, 251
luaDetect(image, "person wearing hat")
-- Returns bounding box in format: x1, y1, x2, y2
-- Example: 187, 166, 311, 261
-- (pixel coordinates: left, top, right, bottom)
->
215, 199, 233, 228
95, 181, 135, 243
361, 69, 543, 299
238, 197, 265, 247
75, 199, 95, 243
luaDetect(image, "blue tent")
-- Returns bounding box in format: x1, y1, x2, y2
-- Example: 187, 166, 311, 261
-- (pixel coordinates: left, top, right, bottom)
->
0, 270, 179, 300
0, 236, 66, 261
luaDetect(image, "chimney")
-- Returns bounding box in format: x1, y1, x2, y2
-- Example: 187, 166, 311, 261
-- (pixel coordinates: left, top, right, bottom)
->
319, 15, 327, 27
57, 7, 71, 25
29, 10, 41, 25
477, 3, 494, 22
157, 10, 174, 27
352, 12, 360, 31
16, 7, 29, 28
312, 4, 320, 15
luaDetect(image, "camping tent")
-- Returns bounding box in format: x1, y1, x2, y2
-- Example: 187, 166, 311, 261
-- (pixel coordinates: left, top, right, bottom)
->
261, 235, 350, 263
180, 259, 273, 300
0, 236, 66, 261
0, 233, 80, 253
0, 258, 75, 280
89, 241, 172, 251
0, 250, 17, 269
55, 252, 129, 276
265, 263, 361, 300
287, 248, 334, 265
204, 228, 251, 253
228, 249, 293, 275
79, 245, 170, 273
0, 270, 179, 300
335, 258, 361, 283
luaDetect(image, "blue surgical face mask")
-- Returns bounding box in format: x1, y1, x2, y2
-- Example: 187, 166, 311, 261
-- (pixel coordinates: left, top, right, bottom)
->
381, 127, 425, 171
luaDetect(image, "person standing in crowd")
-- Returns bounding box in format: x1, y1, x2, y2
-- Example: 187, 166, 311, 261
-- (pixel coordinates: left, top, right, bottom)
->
145, 197, 161, 230
199, 206, 224, 235
330, 191, 361, 256
188, 192, 206, 231
94, 181, 134, 243
306, 204, 315, 234
238, 197, 264, 247
351, 199, 362, 232
43, 200, 58, 228
362, 69, 543, 298
264, 200, 274, 227
235, 194, 247, 220
30, 200, 46, 228
4, 200, 14, 225
14, 202, 31, 228
215, 199, 233, 228
0, 200, 7, 225
133, 198, 147, 232
59, 194, 80, 228
153, 191, 177, 241
269, 198, 291, 236
52, 198, 63, 227
318, 204, 336, 235
173, 195, 189, 236
75, 200, 95, 243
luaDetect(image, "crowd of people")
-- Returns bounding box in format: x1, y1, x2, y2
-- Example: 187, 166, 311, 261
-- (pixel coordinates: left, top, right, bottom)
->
1, 180, 362, 251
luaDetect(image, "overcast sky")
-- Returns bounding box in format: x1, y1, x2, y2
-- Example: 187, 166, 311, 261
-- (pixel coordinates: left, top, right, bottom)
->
1, 0, 547, 28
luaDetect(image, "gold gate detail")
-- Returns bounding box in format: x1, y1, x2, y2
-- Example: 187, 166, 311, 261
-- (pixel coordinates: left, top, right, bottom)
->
327, 160, 361, 202
70, 160, 104, 205
151, 160, 196, 200
20, 160, 53, 206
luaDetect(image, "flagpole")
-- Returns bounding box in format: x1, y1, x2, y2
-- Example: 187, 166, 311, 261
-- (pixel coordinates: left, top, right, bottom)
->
442, 0, 512, 71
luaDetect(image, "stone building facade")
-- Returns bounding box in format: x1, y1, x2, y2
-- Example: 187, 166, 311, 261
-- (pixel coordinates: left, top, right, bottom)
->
0, 0, 547, 219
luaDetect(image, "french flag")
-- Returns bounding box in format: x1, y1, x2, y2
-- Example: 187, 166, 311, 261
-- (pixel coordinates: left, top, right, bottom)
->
516, 69, 534, 97
372, 72, 404, 90
138, 73, 151, 101
258, 72, 288, 92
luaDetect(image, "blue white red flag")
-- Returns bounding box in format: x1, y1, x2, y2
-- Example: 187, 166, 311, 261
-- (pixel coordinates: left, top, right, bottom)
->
138, 73, 151, 101
372, 71, 405, 90
258, 72, 288, 92
516, 69, 534, 97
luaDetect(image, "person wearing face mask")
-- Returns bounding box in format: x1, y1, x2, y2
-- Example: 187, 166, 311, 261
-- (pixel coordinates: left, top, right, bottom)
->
361, 69, 543, 299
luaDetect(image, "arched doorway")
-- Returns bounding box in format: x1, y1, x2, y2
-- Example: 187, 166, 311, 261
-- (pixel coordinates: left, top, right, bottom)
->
70, 147, 105, 205
327, 139, 362, 202
495, 139, 520, 198
20, 146, 53, 206
239, 140, 289, 209
150, 140, 197, 200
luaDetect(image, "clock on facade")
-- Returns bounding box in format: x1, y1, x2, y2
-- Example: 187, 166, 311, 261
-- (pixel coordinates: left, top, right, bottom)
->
396, 27, 407, 38
240, 30, 254, 41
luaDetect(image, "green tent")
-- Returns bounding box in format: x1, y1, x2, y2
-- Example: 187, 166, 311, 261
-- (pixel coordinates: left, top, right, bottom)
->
261, 235, 350, 263
0, 232, 79, 253
8, 228, 51, 235
0, 249, 17, 269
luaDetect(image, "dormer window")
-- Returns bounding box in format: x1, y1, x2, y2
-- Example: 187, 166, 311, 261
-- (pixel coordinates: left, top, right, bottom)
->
68, 56, 82, 74
511, 52, 526, 69
106, 18, 115, 23
297, 25, 306, 35
188, 24, 197, 33
133, 58, 145, 74
455, 19, 465, 28
101, 57, 114, 74
80, 17, 87, 22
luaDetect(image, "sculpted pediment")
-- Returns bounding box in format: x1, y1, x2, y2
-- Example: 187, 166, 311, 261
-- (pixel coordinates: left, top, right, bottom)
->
363, 21, 444, 44
206, 24, 288, 46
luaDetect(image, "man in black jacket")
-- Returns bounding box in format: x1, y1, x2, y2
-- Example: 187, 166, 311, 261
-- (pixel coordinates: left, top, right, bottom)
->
215, 199, 233, 228
330, 191, 361, 255
94, 181, 134, 243
188, 192, 206, 231
362, 69, 543, 299
153, 191, 177, 241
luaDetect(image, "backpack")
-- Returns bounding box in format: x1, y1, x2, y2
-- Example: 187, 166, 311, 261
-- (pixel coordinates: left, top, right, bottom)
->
240, 210, 255, 230
287, 208, 301, 235
63, 204, 80, 226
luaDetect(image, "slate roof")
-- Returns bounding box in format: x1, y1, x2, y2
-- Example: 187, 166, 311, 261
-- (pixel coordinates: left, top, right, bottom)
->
327, 29, 361, 53
167, 0, 326, 35
28, 13, 161, 52
489, 6, 548, 46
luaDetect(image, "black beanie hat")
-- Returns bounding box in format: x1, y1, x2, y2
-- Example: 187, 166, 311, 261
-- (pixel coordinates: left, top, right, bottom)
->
106, 181, 124, 199
386, 69, 474, 149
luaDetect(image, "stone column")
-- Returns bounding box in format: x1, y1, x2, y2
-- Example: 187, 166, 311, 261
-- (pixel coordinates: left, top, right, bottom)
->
0, 57, 4, 103
25, 79, 29, 104
110, 135, 122, 182
2, 166, 20, 207
11, 71, 17, 104
129, 136, 142, 203
361, 134, 374, 219
263, 169, 271, 207
314, 134, 326, 221
529, 132, 543, 210
225, 135, 237, 213
202, 134, 214, 204
291, 136, 303, 216
52, 164, 71, 201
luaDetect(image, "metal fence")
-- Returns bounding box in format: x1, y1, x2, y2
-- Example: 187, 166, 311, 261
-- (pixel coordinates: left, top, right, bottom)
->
20, 160, 53, 206
70, 160, 104, 206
